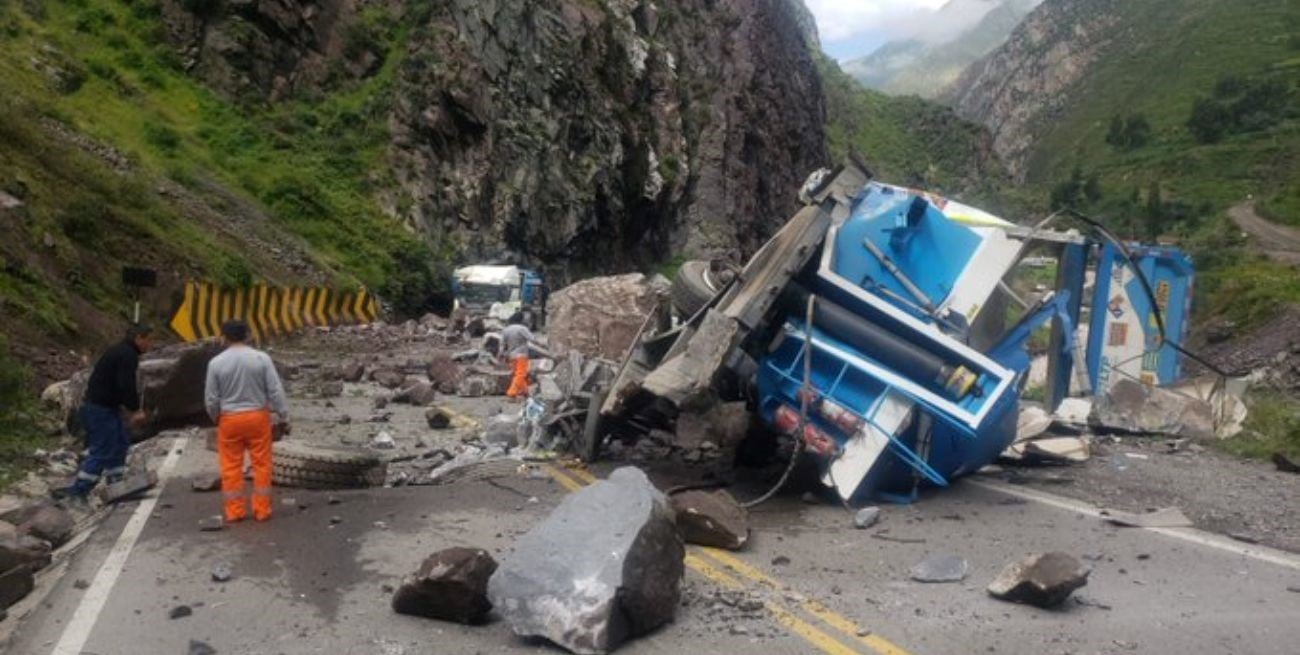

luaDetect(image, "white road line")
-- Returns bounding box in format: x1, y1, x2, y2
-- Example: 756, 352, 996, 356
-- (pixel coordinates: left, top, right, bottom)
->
51, 436, 189, 655
967, 478, 1300, 572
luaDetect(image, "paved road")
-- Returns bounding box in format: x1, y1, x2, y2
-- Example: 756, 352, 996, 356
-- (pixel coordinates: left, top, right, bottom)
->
1228, 202, 1300, 265
6, 440, 1300, 655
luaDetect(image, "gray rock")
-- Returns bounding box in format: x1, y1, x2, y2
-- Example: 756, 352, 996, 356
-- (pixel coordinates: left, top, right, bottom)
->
319, 380, 344, 398
103, 470, 157, 504
482, 415, 521, 448
371, 369, 406, 389
0, 564, 35, 610
198, 516, 224, 532
211, 563, 232, 582
675, 402, 751, 450
169, 604, 192, 619
191, 474, 222, 493
425, 407, 453, 430
670, 490, 749, 550
488, 467, 684, 654
910, 554, 968, 583
987, 552, 1090, 608
188, 640, 217, 655
853, 507, 881, 530
12, 505, 75, 548
394, 381, 437, 407
427, 354, 462, 393
391, 547, 497, 624
0, 521, 52, 573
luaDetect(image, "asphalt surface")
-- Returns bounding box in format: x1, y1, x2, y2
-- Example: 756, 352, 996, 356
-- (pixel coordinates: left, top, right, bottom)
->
6, 438, 1300, 655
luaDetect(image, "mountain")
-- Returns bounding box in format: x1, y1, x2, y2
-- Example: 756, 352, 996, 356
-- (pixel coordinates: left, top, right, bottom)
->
946, 0, 1300, 325
0, 0, 829, 365
842, 0, 1042, 98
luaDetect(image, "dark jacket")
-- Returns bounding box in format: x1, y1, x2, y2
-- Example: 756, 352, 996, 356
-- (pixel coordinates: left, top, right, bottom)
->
83, 340, 141, 411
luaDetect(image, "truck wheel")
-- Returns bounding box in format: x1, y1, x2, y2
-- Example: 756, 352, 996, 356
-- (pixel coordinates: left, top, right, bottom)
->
671, 260, 721, 318
272, 442, 386, 489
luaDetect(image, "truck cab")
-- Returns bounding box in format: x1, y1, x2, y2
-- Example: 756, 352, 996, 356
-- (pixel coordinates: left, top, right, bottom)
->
452, 265, 545, 327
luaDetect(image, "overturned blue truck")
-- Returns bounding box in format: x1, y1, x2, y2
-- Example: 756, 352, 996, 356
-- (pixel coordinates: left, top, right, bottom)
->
588, 159, 1194, 504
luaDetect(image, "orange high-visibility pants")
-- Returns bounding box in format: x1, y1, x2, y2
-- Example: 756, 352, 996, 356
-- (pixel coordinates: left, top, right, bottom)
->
217, 409, 273, 522
506, 355, 530, 398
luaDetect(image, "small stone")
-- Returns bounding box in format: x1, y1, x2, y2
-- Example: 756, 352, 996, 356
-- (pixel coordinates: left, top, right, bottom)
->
391, 547, 497, 624
281, 497, 297, 507
337, 415, 353, 425
671, 490, 750, 550
853, 506, 881, 529
910, 554, 968, 583
729, 625, 749, 636
73, 578, 90, 590
800, 491, 819, 504
169, 604, 193, 619
771, 555, 791, 567
211, 563, 232, 582
330, 516, 343, 525
198, 517, 224, 532
327, 495, 342, 505
191, 475, 222, 493
372, 431, 396, 449
188, 640, 217, 655
987, 552, 1090, 608
425, 407, 454, 430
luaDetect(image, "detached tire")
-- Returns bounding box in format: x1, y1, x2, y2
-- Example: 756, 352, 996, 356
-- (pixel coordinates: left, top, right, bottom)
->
671, 260, 721, 318
272, 441, 386, 489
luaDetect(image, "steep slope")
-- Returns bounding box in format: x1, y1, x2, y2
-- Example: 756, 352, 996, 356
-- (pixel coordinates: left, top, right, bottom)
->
0, 0, 829, 366
843, 0, 1041, 99
946, 0, 1300, 325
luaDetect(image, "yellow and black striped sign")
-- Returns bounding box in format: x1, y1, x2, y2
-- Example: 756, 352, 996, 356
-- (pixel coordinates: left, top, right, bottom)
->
169, 281, 381, 342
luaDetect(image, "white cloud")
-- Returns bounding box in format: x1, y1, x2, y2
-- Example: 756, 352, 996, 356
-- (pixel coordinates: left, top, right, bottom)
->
806, 0, 949, 43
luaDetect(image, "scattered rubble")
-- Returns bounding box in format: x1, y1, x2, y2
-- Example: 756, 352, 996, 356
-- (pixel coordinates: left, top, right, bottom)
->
391, 547, 497, 624
670, 490, 749, 550
1093, 379, 1215, 439
987, 552, 1090, 608
909, 554, 968, 583
488, 467, 683, 654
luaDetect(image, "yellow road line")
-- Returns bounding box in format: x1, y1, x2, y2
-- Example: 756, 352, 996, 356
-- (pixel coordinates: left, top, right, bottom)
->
545, 464, 911, 655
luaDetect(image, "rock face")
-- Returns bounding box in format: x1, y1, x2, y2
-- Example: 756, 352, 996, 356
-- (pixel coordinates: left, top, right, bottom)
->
391, 547, 497, 624
489, 467, 684, 654
548, 274, 664, 360
987, 552, 1090, 608
944, 0, 1122, 181
161, 0, 827, 276
670, 490, 749, 550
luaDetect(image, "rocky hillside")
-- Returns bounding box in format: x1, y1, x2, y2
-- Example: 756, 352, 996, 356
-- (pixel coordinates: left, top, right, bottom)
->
162, 0, 828, 274
844, 0, 1041, 99
945, 0, 1300, 326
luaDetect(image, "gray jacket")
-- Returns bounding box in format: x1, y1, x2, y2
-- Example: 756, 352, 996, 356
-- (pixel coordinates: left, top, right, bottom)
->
204, 345, 289, 422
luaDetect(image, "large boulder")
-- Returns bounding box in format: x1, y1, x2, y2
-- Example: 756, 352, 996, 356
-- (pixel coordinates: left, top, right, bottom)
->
547, 274, 665, 361
138, 341, 226, 430
488, 467, 684, 654
427, 354, 462, 393
670, 490, 749, 550
0, 521, 53, 573
391, 547, 497, 624
987, 552, 1090, 608
3, 505, 74, 548
0, 564, 34, 610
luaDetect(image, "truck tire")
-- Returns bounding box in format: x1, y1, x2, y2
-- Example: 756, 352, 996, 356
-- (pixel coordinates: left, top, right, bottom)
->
272, 442, 386, 489
671, 260, 720, 318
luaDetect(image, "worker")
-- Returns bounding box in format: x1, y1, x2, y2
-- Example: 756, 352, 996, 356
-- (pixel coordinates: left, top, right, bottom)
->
204, 319, 289, 523
54, 324, 154, 502
500, 313, 534, 399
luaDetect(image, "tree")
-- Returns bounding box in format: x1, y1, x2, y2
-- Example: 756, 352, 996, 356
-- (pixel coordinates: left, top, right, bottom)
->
1187, 97, 1230, 143
1106, 114, 1126, 147
1123, 115, 1151, 149
1083, 173, 1103, 203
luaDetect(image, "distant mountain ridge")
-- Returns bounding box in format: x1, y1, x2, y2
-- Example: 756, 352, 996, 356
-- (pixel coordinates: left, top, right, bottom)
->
842, 0, 1042, 98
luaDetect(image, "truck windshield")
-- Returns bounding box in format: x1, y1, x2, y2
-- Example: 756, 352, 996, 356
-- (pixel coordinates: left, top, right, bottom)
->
458, 283, 512, 305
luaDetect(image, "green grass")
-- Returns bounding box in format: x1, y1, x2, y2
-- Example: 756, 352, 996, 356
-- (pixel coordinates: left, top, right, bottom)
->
0, 0, 448, 326
1217, 391, 1300, 461
0, 335, 54, 487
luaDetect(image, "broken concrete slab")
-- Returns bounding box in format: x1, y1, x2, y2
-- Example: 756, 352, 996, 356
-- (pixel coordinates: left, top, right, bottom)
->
987, 552, 1090, 608
670, 490, 749, 550
909, 554, 968, 583
1102, 507, 1193, 528
1016, 404, 1053, 441
1093, 379, 1215, 439
1019, 436, 1091, 464
853, 506, 881, 529
102, 470, 157, 504
391, 547, 497, 624
488, 467, 683, 654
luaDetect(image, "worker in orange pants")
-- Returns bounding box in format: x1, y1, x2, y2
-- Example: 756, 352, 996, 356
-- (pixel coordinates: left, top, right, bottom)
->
500, 313, 535, 399
205, 319, 289, 523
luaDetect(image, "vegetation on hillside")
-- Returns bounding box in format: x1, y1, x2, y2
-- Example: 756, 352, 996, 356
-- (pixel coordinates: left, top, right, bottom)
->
1020, 0, 1300, 330
0, 0, 448, 348
0, 336, 51, 487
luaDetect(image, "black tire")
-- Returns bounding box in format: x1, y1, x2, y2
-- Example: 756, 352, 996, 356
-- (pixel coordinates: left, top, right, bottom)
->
272, 441, 386, 489
671, 260, 720, 318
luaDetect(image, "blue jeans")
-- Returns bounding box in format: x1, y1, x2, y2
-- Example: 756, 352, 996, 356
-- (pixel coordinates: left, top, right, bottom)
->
71, 403, 130, 495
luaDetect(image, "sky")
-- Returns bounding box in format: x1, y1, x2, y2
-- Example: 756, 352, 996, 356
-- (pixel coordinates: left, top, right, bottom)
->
806, 0, 993, 61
